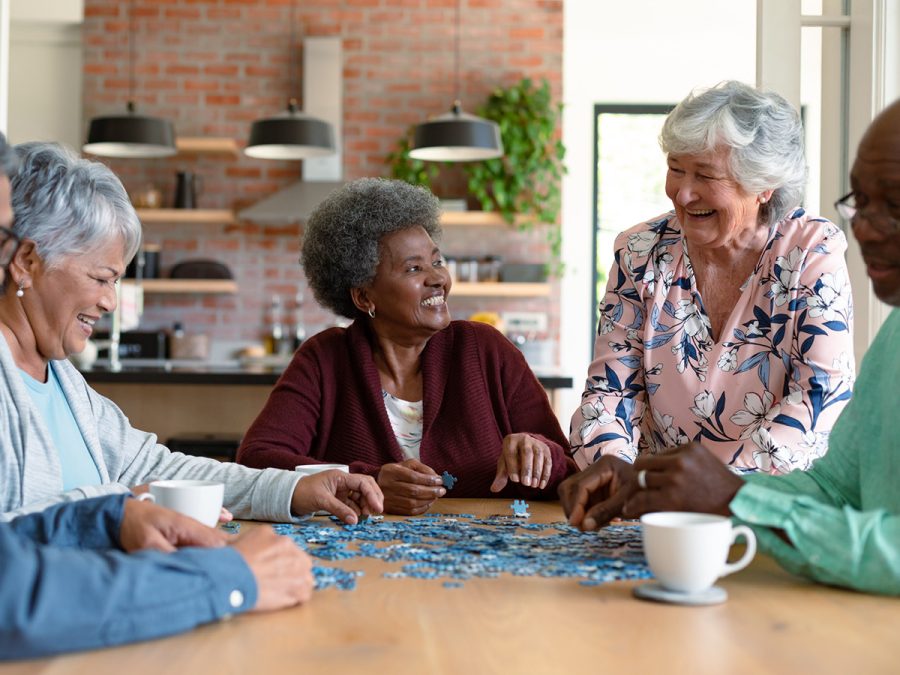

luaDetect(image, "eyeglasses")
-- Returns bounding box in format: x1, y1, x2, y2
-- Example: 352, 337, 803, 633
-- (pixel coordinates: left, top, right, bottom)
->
834, 191, 900, 235
0, 226, 21, 267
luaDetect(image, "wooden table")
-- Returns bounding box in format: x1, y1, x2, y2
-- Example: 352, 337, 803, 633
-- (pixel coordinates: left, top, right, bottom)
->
3, 500, 897, 674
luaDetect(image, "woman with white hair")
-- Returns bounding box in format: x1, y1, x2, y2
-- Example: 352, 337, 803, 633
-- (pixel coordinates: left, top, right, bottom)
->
0, 142, 382, 522
570, 81, 854, 475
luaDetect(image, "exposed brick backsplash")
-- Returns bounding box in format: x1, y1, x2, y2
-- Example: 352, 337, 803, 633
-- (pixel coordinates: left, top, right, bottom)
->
82, 0, 563, 358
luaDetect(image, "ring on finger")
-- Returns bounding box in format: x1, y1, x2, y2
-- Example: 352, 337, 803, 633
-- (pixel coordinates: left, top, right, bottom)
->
637, 469, 648, 490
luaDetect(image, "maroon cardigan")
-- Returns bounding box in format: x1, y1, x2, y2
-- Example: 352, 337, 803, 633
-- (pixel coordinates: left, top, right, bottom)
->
237, 320, 573, 498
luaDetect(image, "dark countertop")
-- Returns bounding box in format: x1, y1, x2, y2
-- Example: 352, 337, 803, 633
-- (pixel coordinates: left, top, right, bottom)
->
81, 360, 574, 389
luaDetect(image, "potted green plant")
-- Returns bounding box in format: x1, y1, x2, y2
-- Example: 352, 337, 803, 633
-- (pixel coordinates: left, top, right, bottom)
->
464, 78, 565, 256
386, 78, 566, 263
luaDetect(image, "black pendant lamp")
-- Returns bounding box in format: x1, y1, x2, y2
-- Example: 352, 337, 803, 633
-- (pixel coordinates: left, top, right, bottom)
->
408, 0, 503, 162
82, 0, 176, 159
244, 1, 336, 160
245, 100, 335, 160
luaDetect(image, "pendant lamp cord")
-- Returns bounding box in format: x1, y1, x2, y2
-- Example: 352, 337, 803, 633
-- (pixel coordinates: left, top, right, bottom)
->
127, 0, 136, 111
453, 0, 461, 107
288, 0, 298, 112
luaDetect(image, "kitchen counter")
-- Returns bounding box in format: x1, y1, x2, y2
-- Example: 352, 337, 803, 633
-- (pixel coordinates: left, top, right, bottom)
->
80, 359, 574, 389
81, 359, 574, 443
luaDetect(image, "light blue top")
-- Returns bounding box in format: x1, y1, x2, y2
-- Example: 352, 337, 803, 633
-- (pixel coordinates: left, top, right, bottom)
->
20, 364, 101, 491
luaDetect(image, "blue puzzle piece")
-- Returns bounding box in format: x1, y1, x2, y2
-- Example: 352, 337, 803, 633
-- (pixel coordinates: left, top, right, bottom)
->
441, 471, 457, 490
510, 499, 530, 518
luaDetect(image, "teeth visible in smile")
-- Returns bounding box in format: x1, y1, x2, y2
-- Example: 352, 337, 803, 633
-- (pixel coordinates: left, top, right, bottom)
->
422, 295, 445, 307
687, 209, 714, 216
77, 314, 95, 326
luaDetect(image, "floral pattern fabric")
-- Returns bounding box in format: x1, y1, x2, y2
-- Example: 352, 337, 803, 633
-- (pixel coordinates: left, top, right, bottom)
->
570, 209, 854, 474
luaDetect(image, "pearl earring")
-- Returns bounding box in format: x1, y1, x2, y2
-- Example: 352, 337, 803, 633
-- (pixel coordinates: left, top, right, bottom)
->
15, 282, 24, 298
368, 307, 375, 319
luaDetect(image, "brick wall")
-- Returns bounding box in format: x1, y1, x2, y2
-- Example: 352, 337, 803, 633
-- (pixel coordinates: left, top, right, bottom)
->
82, 0, 563, 354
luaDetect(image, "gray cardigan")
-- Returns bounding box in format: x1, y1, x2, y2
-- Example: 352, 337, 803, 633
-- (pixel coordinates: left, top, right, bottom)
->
0, 336, 301, 522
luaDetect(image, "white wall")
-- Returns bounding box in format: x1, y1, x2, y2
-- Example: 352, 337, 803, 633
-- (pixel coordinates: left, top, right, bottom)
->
3, 0, 83, 146
559, 0, 757, 424
7, 21, 82, 146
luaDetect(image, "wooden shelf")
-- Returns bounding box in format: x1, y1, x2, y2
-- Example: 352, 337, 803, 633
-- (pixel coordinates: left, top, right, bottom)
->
440, 212, 531, 227
175, 137, 240, 157
452, 282, 550, 297
125, 279, 238, 295
136, 209, 236, 225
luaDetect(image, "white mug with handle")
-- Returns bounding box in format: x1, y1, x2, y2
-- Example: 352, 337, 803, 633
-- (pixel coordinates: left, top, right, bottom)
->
137, 479, 224, 528
640, 511, 757, 594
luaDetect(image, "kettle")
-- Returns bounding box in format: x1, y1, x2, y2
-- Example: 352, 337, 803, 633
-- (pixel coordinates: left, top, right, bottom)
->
173, 171, 202, 209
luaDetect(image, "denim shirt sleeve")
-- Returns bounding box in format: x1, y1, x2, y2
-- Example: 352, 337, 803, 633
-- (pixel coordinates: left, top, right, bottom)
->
0, 501, 257, 660
5, 494, 127, 549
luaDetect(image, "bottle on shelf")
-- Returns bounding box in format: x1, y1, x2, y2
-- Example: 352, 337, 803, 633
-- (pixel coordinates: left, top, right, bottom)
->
291, 292, 306, 352
263, 295, 288, 356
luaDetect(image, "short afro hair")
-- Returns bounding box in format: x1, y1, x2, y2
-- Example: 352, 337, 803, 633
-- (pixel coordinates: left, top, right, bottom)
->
301, 178, 443, 318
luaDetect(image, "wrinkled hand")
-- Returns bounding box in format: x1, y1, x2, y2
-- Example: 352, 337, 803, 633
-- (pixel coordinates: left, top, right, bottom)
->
291, 470, 384, 525
558, 456, 636, 531
291, 470, 383, 524
377, 459, 446, 516
231, 527, 314, 612
119, 497, 228, 553
491, 433, 553, 492
621, 443, 743, 519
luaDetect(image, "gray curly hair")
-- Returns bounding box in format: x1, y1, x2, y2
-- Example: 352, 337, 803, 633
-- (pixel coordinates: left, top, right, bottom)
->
660, 80, 807, 227
302, 178, 442, 318
10, 142, 142, 270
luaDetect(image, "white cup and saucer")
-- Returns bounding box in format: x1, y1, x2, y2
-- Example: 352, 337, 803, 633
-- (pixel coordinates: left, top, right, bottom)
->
137, 479, 224, 528
633, 511, 757, 606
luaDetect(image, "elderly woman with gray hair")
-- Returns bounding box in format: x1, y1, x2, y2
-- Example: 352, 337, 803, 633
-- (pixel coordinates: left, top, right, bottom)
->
0, 142, 382, 523
237, 177, 572, 515
569, 80, 854, 477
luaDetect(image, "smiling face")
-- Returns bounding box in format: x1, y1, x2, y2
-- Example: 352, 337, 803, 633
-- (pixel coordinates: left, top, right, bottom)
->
24, 234, 125, 360
359, 225, 451, 341
665, 149, 770, 250
849, 101, 900, 307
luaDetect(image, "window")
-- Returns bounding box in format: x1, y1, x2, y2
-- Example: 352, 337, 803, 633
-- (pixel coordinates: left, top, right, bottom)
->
591, 104, 673, 339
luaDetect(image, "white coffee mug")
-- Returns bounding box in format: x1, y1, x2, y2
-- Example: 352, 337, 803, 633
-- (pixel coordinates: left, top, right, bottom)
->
295, 463, 350, 477
137, 479, 224, 528
641, 512, 757, 594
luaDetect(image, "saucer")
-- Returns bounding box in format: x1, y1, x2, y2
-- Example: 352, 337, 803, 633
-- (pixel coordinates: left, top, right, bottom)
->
632, 582, 728, 606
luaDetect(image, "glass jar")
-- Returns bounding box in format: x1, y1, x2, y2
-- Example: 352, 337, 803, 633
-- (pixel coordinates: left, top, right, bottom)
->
478, 255, 502, 282
457, 257, 479, 283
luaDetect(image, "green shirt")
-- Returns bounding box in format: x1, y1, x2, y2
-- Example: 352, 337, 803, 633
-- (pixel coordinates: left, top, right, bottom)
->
730, 309, 900, 595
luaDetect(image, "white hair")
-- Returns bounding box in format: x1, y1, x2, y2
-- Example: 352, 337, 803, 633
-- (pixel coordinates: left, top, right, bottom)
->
660, 80, 807, 226
10, 142, 141, 268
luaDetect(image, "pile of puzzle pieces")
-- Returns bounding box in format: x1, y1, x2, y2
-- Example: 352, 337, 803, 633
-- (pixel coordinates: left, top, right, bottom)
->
264, 510, 651, 592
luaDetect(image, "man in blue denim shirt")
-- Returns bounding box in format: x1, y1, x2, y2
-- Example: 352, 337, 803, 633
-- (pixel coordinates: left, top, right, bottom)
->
0, 494, 313, 659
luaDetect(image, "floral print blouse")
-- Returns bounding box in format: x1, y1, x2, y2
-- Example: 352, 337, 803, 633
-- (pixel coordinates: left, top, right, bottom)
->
569, 209, 855, 474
